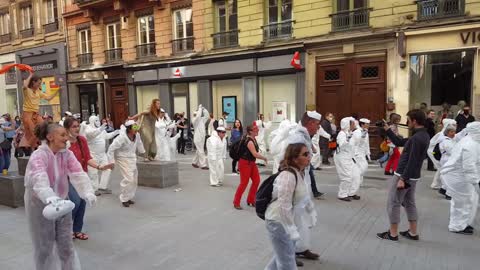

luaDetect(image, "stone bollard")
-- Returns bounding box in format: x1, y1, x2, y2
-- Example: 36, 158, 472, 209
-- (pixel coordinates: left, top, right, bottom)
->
0, 172, 25, 208
17, 156, 30, 176
137, 160, 179, 188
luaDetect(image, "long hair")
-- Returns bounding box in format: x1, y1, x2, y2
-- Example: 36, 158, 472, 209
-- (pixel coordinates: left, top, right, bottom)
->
149, 99, 161, 119
63, 117, 79, 130
235, 119, 243, 134
28, 75, 42, 89
279, 143, 306, 171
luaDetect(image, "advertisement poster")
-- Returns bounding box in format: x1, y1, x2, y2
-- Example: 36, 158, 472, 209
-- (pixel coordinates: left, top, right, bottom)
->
39, 76, 61, 122
222, 96, 237, 123
272, 101, 288, 122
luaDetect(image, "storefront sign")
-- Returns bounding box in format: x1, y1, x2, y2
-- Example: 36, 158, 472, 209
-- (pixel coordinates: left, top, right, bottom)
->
171, 67, 186, 78
31, 61, 57, 72
460, 30, 480, 45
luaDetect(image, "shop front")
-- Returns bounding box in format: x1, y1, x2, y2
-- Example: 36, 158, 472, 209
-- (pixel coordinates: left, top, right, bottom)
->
15, 42, 68, 122
400, 23, 480, 120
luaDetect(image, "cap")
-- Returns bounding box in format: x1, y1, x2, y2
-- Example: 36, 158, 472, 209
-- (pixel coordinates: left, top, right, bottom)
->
222, 111, 229, 115
306, 111, 322, 121
359, 118, 370, 124
160, 108, 165, 113
216, 127, 226, 132
64, 111, 73, 116
125, 120, 136, 127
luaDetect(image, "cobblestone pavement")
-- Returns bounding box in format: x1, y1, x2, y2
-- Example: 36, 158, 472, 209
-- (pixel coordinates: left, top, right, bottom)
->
1, 153, 479, 269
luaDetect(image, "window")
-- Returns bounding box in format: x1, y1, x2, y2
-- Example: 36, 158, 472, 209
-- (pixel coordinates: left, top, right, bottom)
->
45, 0, 58, 24
267, 0, 292, 24
137, 15, 155, 44
21, 4, 33, 30
216, 0, 237, 32
331, 0, 369, 31
78, 29, 92, 54
335, 0, 367, 11
0, 13, 9, 35
106, 23, 121, 49
173, 8, 193, 39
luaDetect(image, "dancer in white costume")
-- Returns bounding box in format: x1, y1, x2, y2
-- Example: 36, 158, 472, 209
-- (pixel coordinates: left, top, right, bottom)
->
191, 105, 209, 169
269, 119, 296, 174
206, 126, 227, 186
255, 114, 272, 166
154, 109, 177, 161
311, 126, 331, 170
335, 117, 360, 201
352, 118, 370, 186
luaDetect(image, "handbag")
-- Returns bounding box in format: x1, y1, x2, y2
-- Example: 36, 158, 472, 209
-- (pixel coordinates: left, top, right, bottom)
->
0, 135, 12, 151
328, 141, 337, 150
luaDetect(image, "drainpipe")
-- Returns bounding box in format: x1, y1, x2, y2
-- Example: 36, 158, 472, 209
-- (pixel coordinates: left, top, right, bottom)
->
61, 0, 71, 111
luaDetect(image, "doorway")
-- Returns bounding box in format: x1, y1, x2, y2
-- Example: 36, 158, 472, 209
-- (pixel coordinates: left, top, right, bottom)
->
79, 84, 99, 122
111, 85, 129, 128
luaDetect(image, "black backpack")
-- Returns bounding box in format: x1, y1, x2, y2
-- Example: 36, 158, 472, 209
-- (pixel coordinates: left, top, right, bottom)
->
432, 142, 442, 161
255, 168, 298, 220
229, 137, 244, 160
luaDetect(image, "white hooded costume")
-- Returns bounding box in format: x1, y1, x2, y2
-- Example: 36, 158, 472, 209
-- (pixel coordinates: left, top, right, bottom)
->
441, 122, 480, 232
335, 117, 360, 199
84, 115, 119, 191
352, 118, 370, 185
107, 121, 145, 203
269, 119, 296, 174
192, 105, 209, 168
155, 112, 178, 161
311, 126, 332, 169
206, 127, 227, 186
255, 118, 272, 165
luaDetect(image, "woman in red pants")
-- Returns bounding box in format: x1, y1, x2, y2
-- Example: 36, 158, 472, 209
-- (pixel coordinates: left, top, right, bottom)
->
385, 113, 402, 175
233, 125, 267, 210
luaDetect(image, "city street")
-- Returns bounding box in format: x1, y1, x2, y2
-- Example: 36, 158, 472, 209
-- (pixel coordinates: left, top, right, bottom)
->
1, 153, 479, 270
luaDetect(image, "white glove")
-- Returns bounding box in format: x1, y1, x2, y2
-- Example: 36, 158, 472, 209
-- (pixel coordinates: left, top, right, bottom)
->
290, 230, 300, 241
45, 196, 62, 205
100, 123, 107, 131
85, 193, 97, 207
112, 129, 120, 136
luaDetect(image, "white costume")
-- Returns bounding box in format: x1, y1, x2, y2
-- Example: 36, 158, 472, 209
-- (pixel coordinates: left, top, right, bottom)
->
311, 126, 331, 169
269, 119, 296, 174
255, 119, 272, 165
107, 121, 145, 203
352, 118, 370, 186
84, 115, 119, 191
155, 114, 177, 161
441, 122, 480, 232
335, 117, 360, 199
206, 127, 227, 186
192, 105, 209, 168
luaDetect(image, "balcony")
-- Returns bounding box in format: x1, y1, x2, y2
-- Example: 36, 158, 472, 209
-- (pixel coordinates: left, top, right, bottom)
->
77, 53, 93, 66
417, 0, 464, 20
172, 37, 194, 54
136, 43, 156, 58
20, 28, 34, 39
44, 21, 58, 34
261, 20, 294, 41
212, 30, 239, 49
105, 48, 123, 63
0, 33, 11, 43
331, 8, 370, 31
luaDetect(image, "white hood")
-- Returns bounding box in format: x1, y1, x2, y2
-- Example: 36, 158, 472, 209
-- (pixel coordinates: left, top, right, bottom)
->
340, 117, 352, 131
466, 121, 480, 142
88, 115, 100, 128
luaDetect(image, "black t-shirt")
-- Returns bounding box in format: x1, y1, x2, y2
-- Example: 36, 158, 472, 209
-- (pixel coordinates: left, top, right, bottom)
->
240, 137, 259, 161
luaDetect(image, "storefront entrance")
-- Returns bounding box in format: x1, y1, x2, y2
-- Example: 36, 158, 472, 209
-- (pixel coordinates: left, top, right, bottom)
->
79, 84, 99, 122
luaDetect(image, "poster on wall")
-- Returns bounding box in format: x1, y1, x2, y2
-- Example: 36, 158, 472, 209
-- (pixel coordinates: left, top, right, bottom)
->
39, 76, 61, 122
222, 96, 237, 123
272, 101, 288, 122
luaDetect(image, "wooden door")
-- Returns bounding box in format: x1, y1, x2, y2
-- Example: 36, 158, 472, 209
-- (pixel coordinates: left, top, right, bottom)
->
316, 61, 351, 121
111, 85, 129, 128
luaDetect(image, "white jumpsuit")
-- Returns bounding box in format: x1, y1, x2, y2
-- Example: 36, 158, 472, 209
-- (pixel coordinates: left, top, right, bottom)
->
352, 127, 370, 186
335, 117, 359, 198
206, 132, 227, 186
154, 117, 177, 161
255, 119, 272, 165
311, 127, 332, 169
192, 106, 209, 168
441, 123, 480, 232
107, 131, 145, 203
269, 120, 295, 174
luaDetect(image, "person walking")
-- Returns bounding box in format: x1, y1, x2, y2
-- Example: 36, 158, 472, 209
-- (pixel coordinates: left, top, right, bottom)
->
455, 104, 475, 133
206, 127, 227, 187
191, 105, 209, 169
0, 113, 15, 173
233, 124, 267, 209
255, 114, 272, 167
384, 113, 402, 175
176, 112, 188, 154
264, 141, 311, 270
352, 118, 371, 187
335, 117, 360, 201
425, 110, 437, 171
230, 119, 243, 174
24, 121, 96, 269
377, 109, 430, 242
320, 113, 334, 165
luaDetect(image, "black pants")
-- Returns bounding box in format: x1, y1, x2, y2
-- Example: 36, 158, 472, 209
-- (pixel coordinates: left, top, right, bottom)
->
320, 141, 330, 163
427, 156, 435, 170
177, 135, 186, 153
232, 159, 238, 173
309, 165, 319, 195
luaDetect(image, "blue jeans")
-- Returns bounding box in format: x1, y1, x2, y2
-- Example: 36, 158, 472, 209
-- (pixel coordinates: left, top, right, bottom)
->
1, 148, 11, 170
265, 220, 297, 270
378, 152, 390, 164
68, 182, 86, 233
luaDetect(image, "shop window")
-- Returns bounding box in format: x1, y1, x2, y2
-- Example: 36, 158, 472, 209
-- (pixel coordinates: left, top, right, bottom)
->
361, 66, 378, 78
136, 85, 159, 112
45, 0, 57, 24
325, 70, 340, 81
259, 74, 296, 123
20, 4, 33, 30
409, 50, 474, 110
0, 13, 10, 35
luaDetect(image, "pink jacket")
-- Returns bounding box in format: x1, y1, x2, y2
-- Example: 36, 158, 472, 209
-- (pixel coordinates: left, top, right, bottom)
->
24, 142, 94, 203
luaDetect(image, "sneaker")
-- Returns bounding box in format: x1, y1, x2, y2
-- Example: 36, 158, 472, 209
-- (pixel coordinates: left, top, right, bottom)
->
313, 192, 324, 199
127, 200, 135, 205
94, 190, 102, 196
338, 197, 351, 202
296, 259, 304, 267
296, 250, 319, 260
122, 202, 130, 207
376, 231, 398, 242
384, 171, 394, 176
322, 161, 331, 166
438, 188, 447, 195
349, 195, 361, 200
445, 195, 452, 200
314, 167, 322, 171
192, 164, 199, 168
453, 227, 474, 235
399, 230, 419, 240
98, 188, 112, 194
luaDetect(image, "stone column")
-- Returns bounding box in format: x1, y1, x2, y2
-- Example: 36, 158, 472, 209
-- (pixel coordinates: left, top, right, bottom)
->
242, 76, 258, 126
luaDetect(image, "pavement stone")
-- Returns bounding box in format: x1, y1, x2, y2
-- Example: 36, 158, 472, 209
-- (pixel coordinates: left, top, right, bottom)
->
0, 153, 479, 269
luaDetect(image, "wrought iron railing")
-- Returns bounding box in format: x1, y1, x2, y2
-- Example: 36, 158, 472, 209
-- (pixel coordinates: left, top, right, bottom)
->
136, 43, 156, 58
212, 30, 239, 49
261, 20, 293, 41
44, 21, 58, 34
172, 37, 194, 54
0, 33, 11, 43
331, 8, 370, 31
77, 53, 93, 66
417, 0, 464, 20
20, 28, 34, 39
105, 48, 123, 63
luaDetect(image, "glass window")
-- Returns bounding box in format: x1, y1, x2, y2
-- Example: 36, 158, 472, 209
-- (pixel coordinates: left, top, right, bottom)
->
215, 0, 237, 32
136, 85, 159, 112
268, 0, 291, 23
259, 74, 297, 123
21, 5, 33, 30
78, 29, 92, 54
212, 79, 243, 122
138, 15, 155, 44
173, 8, 193, 39
336, 0, 367, 11
0, 13, 9, 35
106, 23, 121, 49
409, 50, 474, 111
45, 0, 58, 24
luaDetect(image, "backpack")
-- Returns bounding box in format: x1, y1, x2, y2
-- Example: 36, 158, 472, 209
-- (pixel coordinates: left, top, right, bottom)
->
255, 168, 298, 220
229, 136, 244, 160
432, 142, 442, 161
212, 120, 219, 130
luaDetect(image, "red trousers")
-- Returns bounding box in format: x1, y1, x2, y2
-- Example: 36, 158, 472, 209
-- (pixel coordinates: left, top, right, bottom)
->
385, 147, 400, 173
233, 159, 260, 206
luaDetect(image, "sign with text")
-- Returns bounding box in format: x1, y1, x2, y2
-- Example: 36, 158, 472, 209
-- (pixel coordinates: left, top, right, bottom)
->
460, 29, 480, 45
31, 61, 57, 72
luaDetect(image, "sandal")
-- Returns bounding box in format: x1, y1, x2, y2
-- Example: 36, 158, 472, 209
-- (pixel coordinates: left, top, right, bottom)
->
73, 232, 89, 240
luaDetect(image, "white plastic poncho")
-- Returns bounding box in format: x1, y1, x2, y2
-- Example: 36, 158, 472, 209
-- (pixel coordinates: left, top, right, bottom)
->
255, 119, 272, 165
154, 116, 177, 161
84, 115, 119, 190
352, 126, 370, 178
192, 105, 209, 168
334, 117, 359, 198
269, 119, 296, 174
311, 126, 331, 169
24, 142, 95, 270
206, 131, 227, 185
